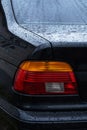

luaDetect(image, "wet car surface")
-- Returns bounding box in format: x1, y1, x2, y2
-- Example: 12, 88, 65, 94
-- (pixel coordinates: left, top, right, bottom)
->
1, 0, 87, 130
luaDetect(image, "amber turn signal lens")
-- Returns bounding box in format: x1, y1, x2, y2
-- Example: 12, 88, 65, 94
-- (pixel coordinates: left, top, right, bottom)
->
20, 61, 72, 72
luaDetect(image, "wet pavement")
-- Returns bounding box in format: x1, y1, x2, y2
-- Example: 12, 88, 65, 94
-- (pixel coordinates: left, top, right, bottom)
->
12, 0, 87, 24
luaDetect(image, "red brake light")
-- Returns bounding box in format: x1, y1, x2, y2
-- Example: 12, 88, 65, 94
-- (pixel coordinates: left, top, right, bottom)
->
14, 61, 78, 95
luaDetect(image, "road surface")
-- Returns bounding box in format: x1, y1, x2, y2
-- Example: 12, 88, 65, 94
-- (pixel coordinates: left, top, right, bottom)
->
12, 0, 87, 24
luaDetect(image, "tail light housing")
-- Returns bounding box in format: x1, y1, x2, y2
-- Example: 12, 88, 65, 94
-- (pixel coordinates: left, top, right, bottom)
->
14, 61, 78, 95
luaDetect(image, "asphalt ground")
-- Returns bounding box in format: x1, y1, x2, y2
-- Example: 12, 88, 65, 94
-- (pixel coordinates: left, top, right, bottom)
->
12, 0, 87, 24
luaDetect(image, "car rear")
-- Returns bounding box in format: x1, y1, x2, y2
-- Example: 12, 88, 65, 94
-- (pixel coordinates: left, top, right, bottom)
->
1, 0, 87, 130
5, 46, 87, 130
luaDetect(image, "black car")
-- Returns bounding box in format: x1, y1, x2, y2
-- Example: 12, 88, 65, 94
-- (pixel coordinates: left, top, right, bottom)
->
1, 0, 87, 130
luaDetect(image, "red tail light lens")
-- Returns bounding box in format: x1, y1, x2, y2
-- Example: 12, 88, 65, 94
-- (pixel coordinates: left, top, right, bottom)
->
14, 61, 78, 95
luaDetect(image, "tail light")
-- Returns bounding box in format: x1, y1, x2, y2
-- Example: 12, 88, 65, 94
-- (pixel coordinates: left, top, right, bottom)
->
14, 61, 78, 95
